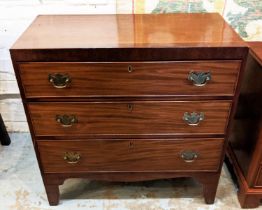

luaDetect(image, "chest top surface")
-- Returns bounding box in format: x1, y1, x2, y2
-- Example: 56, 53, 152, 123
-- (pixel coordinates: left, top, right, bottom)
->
248, 42, 262, 66
11, 13, 245, 50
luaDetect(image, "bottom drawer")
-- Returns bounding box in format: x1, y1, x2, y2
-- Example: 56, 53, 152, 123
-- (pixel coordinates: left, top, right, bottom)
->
37, 138, 224, 173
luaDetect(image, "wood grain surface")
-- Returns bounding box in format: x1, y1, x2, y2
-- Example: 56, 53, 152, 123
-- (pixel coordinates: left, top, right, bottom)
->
228, 52, 262, 182
10, 14, 248, 206
19, 61, 241, 98
37, 138, 224, 173
28, 101, 231, 137
248, 42, 262, 66
254, 167, 262, 187
226, 44, 262, 208
11, 14, 245, 50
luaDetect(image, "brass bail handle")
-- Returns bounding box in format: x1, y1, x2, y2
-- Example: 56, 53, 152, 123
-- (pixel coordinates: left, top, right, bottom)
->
64, 152, 81, 164
56, 115, 78, 127
188, 71, 211, 86
181, 151, 198, 163
183, 112, 204, 126
48, 73, 71, 88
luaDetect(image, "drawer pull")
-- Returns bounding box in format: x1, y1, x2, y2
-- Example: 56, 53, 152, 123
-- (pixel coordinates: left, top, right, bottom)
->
127, 65, 133, 73
181, 151, 198, 163
183, 112, 204, 126
188, 71, 211, 86
64, 152, 81, 164
48, 73, 71, 88
56, 115, 78, 127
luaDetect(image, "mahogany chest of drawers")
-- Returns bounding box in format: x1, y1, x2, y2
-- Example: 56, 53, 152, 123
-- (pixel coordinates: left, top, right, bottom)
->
10, 14, 248, 205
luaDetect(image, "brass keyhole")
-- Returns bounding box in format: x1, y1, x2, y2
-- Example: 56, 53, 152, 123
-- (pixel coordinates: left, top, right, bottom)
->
127, 103, 133, 112
127, 65, 133, 73
129, 141, 134, 148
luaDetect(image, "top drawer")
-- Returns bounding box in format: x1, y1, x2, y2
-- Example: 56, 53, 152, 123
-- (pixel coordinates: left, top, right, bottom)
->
18, 61, 241, 98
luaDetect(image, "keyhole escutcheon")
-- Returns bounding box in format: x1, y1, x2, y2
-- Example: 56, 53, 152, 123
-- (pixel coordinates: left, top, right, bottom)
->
127, 103, 133, 112
129, 141, 134, 149
128, 65, 133, 73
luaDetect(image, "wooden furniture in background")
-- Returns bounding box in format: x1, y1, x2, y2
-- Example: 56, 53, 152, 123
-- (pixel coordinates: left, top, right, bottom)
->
0, 114, 11, 146
227, 42, 262, 208
10, 14, 248, 205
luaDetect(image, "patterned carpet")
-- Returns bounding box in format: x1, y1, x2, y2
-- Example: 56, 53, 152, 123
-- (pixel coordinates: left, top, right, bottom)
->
0, 133, 260, 210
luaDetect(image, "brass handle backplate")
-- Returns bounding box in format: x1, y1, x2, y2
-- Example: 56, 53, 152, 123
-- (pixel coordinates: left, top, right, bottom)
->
64, 152, 81, 164
183, 112, 204, 126
188, 71, 211, 86
48, 73, 71, 88
181, 151, 198, 163
56, 115, 78, 127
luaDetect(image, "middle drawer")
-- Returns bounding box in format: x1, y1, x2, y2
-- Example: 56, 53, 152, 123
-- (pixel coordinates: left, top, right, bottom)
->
28, 101, 231, 137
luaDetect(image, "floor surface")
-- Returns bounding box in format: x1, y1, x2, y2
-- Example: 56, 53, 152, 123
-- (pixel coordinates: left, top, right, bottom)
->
0, 133, 259, 210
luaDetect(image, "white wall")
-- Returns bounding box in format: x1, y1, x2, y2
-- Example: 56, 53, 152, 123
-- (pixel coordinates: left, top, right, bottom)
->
0, 0, 132, 132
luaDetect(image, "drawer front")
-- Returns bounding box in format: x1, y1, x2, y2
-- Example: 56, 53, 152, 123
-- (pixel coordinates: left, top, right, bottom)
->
37, 138, 224, 173
28, 101, 231, 137
19, 61, 241, 98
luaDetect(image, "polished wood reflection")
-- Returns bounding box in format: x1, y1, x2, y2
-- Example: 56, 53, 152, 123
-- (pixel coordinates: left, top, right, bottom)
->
249, 42, 262, 66
10, 14, 248, 206
12, 13, 245, 49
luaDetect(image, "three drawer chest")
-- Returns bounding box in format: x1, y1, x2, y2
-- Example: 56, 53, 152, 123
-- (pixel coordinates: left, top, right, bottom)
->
10, 14, 248, 205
